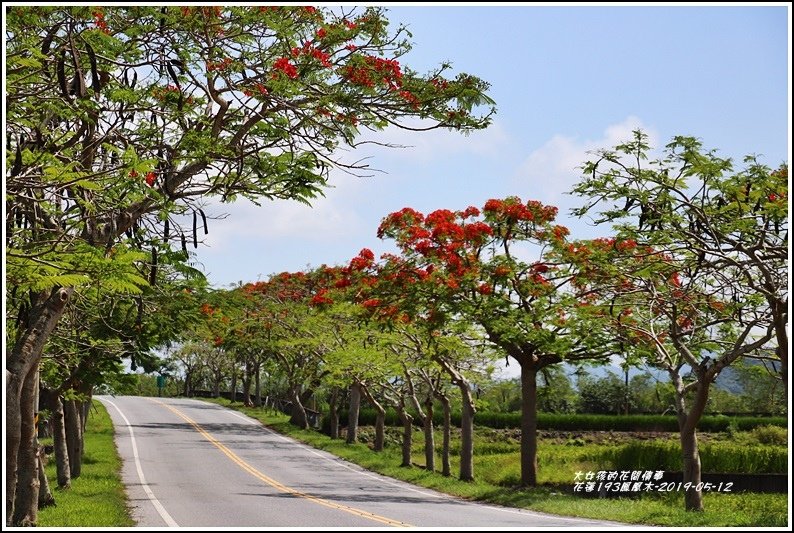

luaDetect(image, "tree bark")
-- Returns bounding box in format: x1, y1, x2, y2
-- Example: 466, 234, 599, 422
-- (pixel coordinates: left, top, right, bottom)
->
458, 383, 476, 482
183, 371, 192, 397
346, 383, 361, 444
241, 361, 252, 407
360, 385, 385, 452
49, 393, 71, 488
12, 367, 41, 526
437, 392, 451, 477
520, 361, 538, 486
328, 388, 339, 439
672, 373, 710, 512
288, 386, 309, 429
37, 452, 55, 509
229, 371, 237, 403
212, 371, 221, 398
6, 287, 71, 526
771, 299, 788, 403
64, 399, 83, 479
397, 409, 413, 467
253, 361, 262, 407
422, 396, 435, 473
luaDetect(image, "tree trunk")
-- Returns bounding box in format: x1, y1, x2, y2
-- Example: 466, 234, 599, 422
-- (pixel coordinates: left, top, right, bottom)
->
360, 386, 385, 452
437, 393, 451, 477
253, 362, 262, 407
519, 361, 538, 486
242, 361, 252, 407
37, 452, 55, 509
422, 397, 435, 473
288, 386, 309, 429
229, 371, 237, 403
12, 367, 41, 526
397, 408, 413, 467
64, 399, 83, 479
328, 388, 339, 439
346, 383, 361, 444
671, 370, 709, 512
458, 383, 476, 482
49, 394, 70, 488
212, 370, 221, 398
183, 371, 191, 397
771, 300, 788, 403
81, 397, 91, 433
6, 287, 71, 526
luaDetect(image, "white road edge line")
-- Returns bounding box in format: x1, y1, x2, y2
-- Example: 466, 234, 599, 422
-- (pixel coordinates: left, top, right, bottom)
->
99, 397, 179, 527
200, 400, 621, 525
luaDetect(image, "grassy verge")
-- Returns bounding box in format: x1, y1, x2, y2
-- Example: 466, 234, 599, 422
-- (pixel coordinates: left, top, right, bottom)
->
37, 400, 133, 527
202, 398, 788, 527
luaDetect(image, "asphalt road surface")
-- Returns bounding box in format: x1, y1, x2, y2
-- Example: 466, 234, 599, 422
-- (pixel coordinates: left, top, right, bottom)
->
99, 395, 625, 528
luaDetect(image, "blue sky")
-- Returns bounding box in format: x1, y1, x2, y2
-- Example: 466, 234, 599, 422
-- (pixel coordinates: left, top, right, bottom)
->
193, 4, 790, 290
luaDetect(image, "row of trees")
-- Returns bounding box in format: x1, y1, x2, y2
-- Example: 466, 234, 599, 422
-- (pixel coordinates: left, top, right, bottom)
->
5, 6, 495, 525
5, 5, 785, 522
171, 137, 786, 512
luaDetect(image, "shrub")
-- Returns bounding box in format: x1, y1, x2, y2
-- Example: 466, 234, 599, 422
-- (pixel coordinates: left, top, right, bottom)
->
752, 425, 788, 446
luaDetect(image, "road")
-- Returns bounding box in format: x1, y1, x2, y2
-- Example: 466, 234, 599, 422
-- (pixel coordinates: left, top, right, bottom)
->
99, 395, 624, 528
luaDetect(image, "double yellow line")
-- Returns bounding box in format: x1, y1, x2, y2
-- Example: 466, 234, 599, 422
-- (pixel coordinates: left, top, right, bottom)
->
151, 399, 410, 528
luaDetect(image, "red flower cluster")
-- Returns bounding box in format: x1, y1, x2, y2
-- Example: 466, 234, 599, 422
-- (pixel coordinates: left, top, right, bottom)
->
243, 83, 268, 97
349, 248, 375, 271
483, 198, 558, 224
145, 172, 156, 186
272, 57, 298, 79
399, 90, 420, 110
152, 84, 182, 101
341, 55, 403, 90
92, 8, 110, 34
430, 78, 449, 90
310, 288, 333, 306
292, 42, 332, 67
207, 57, 233, 72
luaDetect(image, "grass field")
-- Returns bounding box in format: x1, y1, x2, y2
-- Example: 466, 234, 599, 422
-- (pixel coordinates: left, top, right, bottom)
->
37, 400, 133, 527
203, 398, 789, 527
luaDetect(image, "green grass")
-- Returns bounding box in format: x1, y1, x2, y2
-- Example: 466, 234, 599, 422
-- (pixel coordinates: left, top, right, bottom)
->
203, 398, 789, 527
37, 400, 133, 527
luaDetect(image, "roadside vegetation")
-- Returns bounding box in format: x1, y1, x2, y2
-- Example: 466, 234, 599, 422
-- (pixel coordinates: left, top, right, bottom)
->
37, 401, 132, 527
204, 397, 787, 527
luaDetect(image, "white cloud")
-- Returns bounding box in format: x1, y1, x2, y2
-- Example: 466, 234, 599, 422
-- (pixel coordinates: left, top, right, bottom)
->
514, 116, 659, 205
185, 171, 370, 254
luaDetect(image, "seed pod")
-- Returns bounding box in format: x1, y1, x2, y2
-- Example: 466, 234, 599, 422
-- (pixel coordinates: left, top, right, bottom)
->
199, 209, 208, 234
57, 50, 68, 97
85, 41, 101, 93
163, 218, 169, 241
192, 211, 198, 248
166, 62, 180, 89
149, 247, 158, 285
181, 232, 187, 254
11, 143, 22, 177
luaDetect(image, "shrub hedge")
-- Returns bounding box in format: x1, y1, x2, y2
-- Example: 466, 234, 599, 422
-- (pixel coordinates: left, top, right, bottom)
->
324, 408, 786, 433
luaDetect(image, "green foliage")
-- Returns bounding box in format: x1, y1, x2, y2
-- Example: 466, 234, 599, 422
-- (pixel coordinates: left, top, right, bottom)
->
208, 398, 788, 527
38, 401, 133, 527
576, 371, 629, 414
603, 440, 786, 474
751, 425, 787, 446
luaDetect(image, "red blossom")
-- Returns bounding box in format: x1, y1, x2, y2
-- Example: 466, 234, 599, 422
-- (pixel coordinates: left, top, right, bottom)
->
145, 172, 156, 186
316, 27, 327, 39
272, 57, 298, 79
310, 288, 333, 306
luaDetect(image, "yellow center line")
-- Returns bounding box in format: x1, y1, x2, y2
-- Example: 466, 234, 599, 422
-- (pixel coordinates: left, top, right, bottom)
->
149, 399, 411, 528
